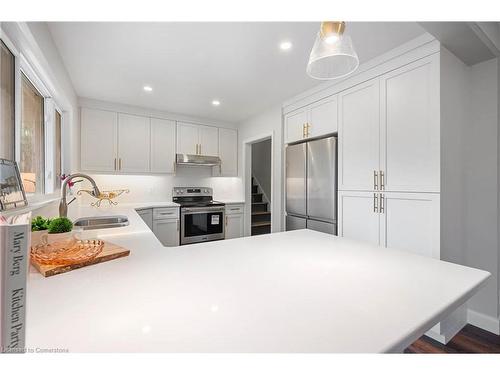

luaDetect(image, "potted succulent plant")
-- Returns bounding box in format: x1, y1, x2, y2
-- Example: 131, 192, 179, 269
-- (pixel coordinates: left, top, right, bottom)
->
41, 217, 79, 249
31, 216, 52, 247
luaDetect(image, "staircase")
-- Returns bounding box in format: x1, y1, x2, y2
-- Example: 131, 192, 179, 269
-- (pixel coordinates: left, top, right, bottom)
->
251, 177, 271, 236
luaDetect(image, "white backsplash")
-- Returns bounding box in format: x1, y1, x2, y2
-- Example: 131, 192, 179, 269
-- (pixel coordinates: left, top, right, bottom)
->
75, 166, 243, 205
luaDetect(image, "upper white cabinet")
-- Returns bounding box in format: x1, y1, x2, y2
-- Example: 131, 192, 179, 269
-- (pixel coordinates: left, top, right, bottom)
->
218, 128, 238, 176
381, 55, 440, 193
176, 122, 199, 155
338, 79, 381, 191
151, 118, 176, 174
118, 113, 150, 173
337, 53, 440, 193
177, 122, 219, 156
285, 95, 338, 144
81, 109, 176, 174
81, 108, 118, 172
199, 125, 219, 156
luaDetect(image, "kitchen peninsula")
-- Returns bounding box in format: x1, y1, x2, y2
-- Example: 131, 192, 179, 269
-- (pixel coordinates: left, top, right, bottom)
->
25, 204, 490, 353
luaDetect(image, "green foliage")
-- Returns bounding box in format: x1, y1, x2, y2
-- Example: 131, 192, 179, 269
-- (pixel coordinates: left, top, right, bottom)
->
31, 216, 52, 232
47, 217, 73, 234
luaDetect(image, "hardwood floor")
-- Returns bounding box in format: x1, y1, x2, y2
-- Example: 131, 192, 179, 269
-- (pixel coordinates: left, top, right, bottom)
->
405, 324, 500, 353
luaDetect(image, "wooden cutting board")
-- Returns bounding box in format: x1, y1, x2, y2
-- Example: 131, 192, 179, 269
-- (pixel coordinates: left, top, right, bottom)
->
31, 241, 130, 277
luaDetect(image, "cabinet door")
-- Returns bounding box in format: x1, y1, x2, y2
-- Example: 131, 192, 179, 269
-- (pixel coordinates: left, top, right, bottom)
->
338, 191, 380, 246
308, 95, 338, 138
381, 192, 440, 258
225, 214, 244, 239
199, 125, 219, 156
381, 55, 440, 192
177, 122, 199, 155
153, 219, 180, 247
117, 113, 150, 173
284, 109, 307, 144
338, 79, 380, 191
151, 118, 176, 173
137, 209, 153, 230
81, 108, 118, 172
218, 128, 238, 176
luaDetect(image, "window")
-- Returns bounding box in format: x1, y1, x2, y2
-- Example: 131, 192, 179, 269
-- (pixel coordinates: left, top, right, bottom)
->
0, 40, 15, 160
54, 110, 62, 190
20, 73, 45, 194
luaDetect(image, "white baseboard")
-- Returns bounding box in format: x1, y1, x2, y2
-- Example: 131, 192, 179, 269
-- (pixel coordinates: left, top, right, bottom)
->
467, 309, 500, 335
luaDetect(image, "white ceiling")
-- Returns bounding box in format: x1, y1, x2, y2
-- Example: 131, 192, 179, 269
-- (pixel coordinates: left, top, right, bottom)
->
47, 22, 425, 123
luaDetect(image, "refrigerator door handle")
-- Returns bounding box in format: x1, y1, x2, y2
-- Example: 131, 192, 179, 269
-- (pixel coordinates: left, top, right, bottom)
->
373, 193, 379, 213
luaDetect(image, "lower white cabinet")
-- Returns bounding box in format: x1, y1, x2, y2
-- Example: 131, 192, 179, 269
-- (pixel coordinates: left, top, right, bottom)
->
338, 191, 440, 258
338, 191, 381, 246
381, 192, 440, 259
225, 204, 244, 239
136, 208, 153, 230
151, 207, 180, 247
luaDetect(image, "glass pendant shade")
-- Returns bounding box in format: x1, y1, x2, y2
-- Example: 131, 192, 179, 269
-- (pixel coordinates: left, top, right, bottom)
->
306, 31, 359, 80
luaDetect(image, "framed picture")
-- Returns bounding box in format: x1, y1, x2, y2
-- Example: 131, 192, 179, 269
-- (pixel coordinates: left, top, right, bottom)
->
0, 158, 28, 211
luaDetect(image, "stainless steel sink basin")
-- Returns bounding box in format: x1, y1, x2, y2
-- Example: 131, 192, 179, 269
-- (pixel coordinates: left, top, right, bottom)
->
73, 215, 129, 230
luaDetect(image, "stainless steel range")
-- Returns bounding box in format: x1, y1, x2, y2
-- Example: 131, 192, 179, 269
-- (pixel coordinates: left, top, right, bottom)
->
173, 187, 225, 245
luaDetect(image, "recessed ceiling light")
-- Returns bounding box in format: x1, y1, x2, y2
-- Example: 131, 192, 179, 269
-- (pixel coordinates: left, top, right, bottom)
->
212, 100, 220, 106
280, 41, 292, 51
143, 85, 153, 92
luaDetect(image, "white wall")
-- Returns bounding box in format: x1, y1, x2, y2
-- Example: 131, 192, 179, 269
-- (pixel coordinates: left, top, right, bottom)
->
238, 105, 283, 233
251, 139, 272, 201
463, 58, 499, 320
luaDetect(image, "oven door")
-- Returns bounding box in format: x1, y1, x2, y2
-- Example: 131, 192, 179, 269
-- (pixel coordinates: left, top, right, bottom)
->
181, 207, 225, 245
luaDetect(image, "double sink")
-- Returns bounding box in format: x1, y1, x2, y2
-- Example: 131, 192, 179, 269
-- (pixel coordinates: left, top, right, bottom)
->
73, 215, 129, 230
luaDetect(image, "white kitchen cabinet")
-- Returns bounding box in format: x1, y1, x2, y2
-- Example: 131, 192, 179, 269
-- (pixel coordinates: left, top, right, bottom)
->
284, 96, 338, 144
153, 218, 180, 247
199, 125, 219, 156
151, 118, 176, 174
136, 208, 153, 230
338, 191, 380, 246
81, 108, 118, 172
338, 78, 380, 191
225, 204, 244, 239
177, 122, 219, 156
177, 122, 199, 155
218, 128, 238, 176
285, 109, 308, 144
308, 95, 338, 138
117, 113, 150, 173
381, 55, 440, 193
381, 192, 440, 258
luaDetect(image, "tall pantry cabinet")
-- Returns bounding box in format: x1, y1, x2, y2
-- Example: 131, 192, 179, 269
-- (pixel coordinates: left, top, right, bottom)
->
338, 53, 440, 259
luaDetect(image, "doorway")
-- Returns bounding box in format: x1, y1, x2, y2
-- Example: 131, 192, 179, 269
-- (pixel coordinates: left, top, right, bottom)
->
243, 133, 274, 237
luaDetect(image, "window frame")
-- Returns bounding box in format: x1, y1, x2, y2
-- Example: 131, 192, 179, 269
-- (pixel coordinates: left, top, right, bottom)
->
1, 30, 67, 202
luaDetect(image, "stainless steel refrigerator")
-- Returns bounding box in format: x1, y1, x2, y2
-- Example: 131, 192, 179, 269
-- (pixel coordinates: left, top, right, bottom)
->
285, 136, 337, 235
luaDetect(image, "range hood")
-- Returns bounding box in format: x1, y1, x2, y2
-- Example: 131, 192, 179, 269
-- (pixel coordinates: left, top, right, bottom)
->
176, 153, 221, 166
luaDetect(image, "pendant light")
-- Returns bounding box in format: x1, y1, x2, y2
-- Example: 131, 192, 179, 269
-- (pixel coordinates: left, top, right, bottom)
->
306, 21, 359, 80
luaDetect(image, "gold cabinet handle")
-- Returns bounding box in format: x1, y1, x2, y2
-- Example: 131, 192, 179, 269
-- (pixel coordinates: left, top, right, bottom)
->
380, 170, 385, 190
306, 123, 310, 137
380, 194, 385, 213
119, 158, 122, 170
374, 170, 378, 190
373, 193, 378, 213
225, 216, 228, 227
302, 123, 306, 138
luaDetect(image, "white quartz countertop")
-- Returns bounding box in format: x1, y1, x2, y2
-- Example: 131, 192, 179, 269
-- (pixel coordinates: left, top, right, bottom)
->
26, 204, 490, 353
